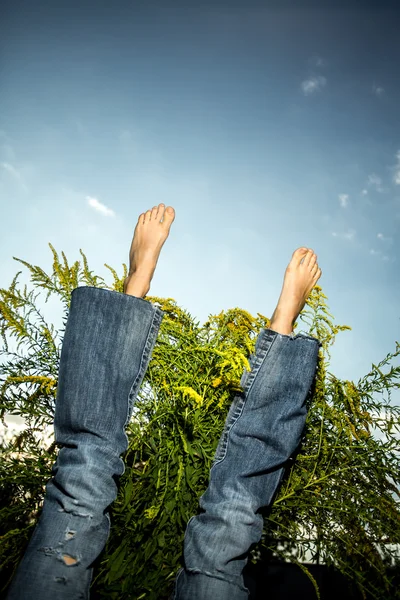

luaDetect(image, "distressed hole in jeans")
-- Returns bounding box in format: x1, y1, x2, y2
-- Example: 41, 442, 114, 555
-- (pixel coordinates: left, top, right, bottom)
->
65, 530, 76, 540
55, 576, 67, 584
62, 554, 78, 566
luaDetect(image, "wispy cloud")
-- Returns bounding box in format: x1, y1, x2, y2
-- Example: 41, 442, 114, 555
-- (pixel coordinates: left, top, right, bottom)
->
377, 232, 392, 243
1, 162, 20, 179
393, 151, 400, 185
370, 234, 392, 261
332, 229, 356, 241
367, 174, 382, 187
372, 84, 385, 97
338, 193, 349, 208
86, 196, 115, 217
370, 247, 390, 261
361, 189, 368, 196
367, 173, 385, 193
1, 161, 28, 191
301, 75, 327, 96
308, 55, 327, 68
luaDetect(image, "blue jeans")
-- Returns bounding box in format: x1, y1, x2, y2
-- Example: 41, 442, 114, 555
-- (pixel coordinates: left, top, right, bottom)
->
173, 327, 320, 599
6, 287, 320, 599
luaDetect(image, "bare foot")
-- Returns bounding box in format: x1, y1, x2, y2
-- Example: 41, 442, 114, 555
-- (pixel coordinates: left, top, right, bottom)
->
269, 248, 322, 335
124, 204, 175, 298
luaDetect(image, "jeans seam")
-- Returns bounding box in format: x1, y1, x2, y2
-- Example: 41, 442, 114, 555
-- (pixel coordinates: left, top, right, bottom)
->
172, 568, 183, 599
211, 333, 278, 468
212, 394, 246, 464
124, 306, 164, 427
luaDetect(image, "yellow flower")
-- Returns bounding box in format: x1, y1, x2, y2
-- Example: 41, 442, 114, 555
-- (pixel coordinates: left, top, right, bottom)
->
211, 378, 222, 388
176, 386, 204, 406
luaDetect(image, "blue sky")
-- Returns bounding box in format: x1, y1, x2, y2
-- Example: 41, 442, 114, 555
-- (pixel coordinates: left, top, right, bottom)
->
1, 0, 399, 390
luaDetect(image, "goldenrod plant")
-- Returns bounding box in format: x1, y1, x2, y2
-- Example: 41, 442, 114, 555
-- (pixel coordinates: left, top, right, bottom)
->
0, 245, 399, 599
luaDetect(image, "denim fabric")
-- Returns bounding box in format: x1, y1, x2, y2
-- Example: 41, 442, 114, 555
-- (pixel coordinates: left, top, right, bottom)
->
7, 286, 320, 600
7, 287, 163, 600
173, 329, 320, 600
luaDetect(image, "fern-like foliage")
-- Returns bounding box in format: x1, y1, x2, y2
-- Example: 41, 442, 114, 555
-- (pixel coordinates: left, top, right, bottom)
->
0, 244, 399, 599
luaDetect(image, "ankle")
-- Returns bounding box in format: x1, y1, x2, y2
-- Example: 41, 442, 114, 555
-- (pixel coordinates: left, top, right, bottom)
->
124, 274, 150, 298
269, 312, 294, 335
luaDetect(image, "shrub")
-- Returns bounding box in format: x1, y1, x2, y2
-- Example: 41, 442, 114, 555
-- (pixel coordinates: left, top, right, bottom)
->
1, 245, 399, 599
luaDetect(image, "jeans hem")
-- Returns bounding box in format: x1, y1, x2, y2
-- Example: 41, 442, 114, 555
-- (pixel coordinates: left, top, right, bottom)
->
265, 327, 321, 346
189, 568, 249, 592
174, 567, 249, 598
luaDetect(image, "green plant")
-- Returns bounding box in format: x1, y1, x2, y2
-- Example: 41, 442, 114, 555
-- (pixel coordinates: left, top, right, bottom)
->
1, 245, 399, 599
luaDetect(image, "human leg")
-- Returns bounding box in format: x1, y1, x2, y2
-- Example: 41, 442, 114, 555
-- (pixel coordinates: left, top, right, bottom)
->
174, 248, 322, 599
7, 204, 175, 600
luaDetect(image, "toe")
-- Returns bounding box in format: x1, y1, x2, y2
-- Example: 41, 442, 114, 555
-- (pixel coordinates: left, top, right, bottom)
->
162, 206, 176, 226
301, 249, 313, 266
138, 212, 145, 225
309, 253, 318, 269
293, 247, 308, 256
151, 206, 158, 219
313, 268, 322, 282
292, 247, 309, 265
144, 209, 152, 223
305, 250, 317, 266
156, 203, 165, 219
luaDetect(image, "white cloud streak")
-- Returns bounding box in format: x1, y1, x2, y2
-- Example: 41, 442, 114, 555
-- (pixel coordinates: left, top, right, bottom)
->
301, 76, 327, 96
338, 193, 349, 208
367, 174, 382, 187
367, 173, 385, 193
86, 196, 115, 217
370, 247, 390, 261
1, 161, 28, 191
331, 229, 356, 241
377, 232, 392, 243
393, 151, 400, 185
343, 230, 356, 241
2, 162, 21, 180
